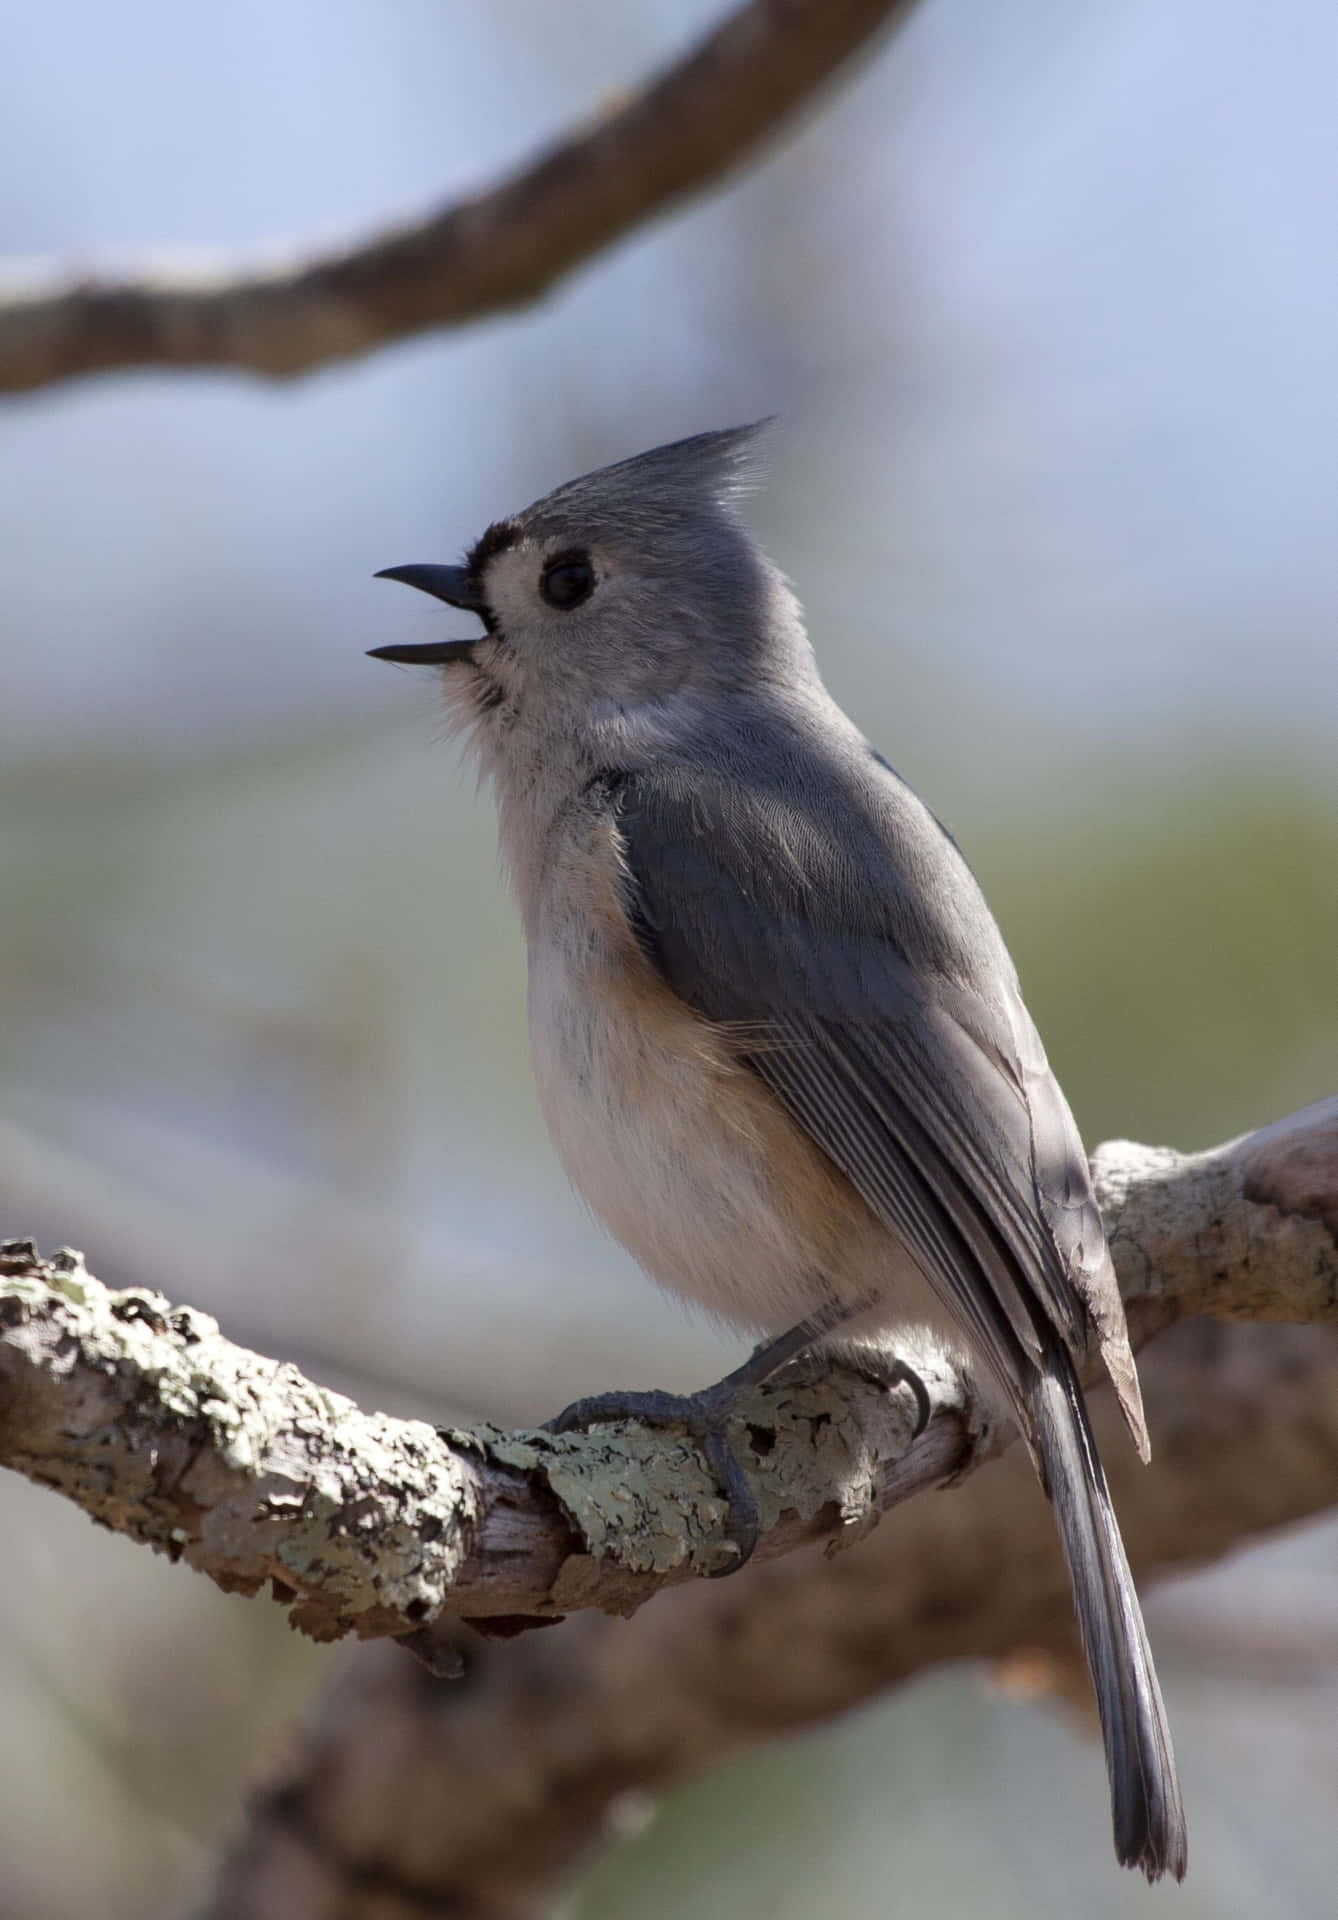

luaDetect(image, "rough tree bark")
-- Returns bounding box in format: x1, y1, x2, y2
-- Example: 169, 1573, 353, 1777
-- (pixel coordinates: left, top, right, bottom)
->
1, 1098, 1335, 1918
2, 1099, 1334, 1661
0, 0, 917, 395
201, 1321, 1338, 1920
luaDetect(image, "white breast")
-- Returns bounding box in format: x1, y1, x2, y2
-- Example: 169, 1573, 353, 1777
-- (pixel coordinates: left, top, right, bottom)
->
526, 912, 836, 1334
513, 785, 950, 1358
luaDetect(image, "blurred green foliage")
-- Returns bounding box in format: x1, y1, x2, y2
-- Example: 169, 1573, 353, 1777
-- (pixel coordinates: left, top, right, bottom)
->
979, 761, 1337, 1150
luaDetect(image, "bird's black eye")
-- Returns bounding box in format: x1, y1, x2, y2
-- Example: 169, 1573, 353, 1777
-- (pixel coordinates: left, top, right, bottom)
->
539, 550, 595, 611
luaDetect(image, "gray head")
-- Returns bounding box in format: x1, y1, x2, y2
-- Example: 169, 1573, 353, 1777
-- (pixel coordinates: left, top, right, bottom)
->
371, 425, 814, 751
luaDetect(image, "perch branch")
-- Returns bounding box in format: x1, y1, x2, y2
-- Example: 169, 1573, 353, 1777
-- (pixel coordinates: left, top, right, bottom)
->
199, 1104, 1338, 1918
0, 0, 917, 395
201, 1315, 1338, 1920
0, 1097, 1334, 1661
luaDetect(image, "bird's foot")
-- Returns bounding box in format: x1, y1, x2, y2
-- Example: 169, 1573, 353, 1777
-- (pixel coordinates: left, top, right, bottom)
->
544, 1381, 760, 1577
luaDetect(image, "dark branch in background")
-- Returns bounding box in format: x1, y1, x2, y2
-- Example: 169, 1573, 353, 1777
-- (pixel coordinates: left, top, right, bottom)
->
0, 0, 917, 395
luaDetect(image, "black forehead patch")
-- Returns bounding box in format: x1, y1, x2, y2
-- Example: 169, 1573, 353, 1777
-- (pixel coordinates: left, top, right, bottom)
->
467, 517, 522, 579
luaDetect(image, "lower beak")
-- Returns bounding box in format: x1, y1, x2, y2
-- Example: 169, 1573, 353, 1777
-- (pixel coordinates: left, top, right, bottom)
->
369, 563, 486, 665
367, 637, 479, 665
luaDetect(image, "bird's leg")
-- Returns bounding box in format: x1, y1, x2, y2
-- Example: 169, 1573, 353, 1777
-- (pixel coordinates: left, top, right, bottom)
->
544, 1299, 930, 1576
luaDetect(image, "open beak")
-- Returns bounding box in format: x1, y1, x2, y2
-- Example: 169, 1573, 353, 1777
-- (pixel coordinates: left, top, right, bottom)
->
368, 564, 486, 664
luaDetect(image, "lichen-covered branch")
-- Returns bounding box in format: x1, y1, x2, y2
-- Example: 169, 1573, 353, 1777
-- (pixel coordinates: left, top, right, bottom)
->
1, 1098, 1334, 1665
200, 1316, 1338, 1920
0, 1232, 947, 1656
202, 1094, 1338, 1917
0, 0, 917, 395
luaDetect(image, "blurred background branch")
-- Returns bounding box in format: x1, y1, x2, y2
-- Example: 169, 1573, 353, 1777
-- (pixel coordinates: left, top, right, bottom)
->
0, 0, 916, 393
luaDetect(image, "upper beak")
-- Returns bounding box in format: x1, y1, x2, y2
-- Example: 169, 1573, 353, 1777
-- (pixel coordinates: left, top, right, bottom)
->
368, 564, 486, 665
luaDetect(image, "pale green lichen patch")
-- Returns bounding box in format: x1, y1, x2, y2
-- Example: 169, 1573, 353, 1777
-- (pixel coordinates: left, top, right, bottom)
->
488, 1424, 729, 1576
746, 1380, 885, 1534
485, 1373, 892, 1583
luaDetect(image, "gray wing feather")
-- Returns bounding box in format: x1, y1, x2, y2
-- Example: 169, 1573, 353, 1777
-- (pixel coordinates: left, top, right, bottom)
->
611, 758, 1146, 1451
608, 757, 1184, 1876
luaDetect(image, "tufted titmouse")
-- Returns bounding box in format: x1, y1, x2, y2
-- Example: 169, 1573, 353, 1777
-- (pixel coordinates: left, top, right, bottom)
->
371, 426, 1186, 1881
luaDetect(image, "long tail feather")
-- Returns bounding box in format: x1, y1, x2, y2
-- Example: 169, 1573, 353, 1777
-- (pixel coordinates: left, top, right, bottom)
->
1028, 1353, 1188, 1880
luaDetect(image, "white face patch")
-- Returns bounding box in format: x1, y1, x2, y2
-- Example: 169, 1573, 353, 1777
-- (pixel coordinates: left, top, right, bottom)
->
478, 538, 543, 637
481, 538, 610, 643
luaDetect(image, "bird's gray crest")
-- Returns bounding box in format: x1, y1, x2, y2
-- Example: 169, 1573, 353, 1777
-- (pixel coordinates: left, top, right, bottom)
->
517, 422, 773, 544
